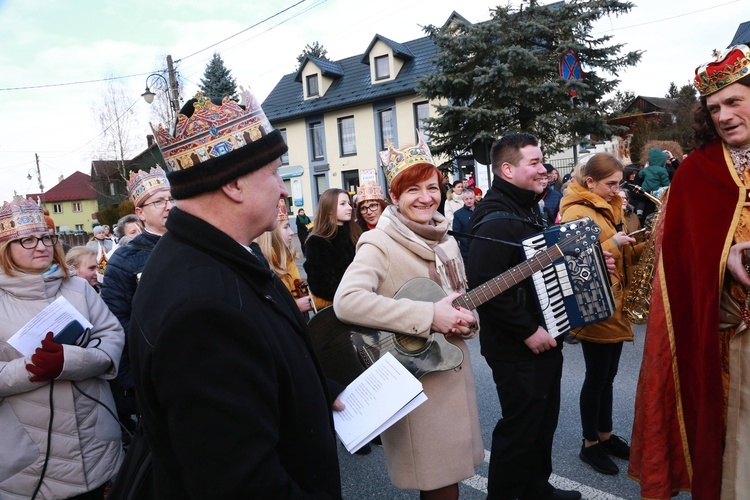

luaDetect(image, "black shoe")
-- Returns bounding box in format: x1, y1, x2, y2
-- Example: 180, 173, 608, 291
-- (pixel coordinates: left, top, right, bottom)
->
600, 434, 631, 459
579, 441, 618, 475
354, 444, 372, 455
548, 488, 582, 500
563, 333, 580, 345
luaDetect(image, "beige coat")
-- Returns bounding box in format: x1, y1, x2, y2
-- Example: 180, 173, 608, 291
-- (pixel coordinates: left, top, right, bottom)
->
334, 207, 483, 490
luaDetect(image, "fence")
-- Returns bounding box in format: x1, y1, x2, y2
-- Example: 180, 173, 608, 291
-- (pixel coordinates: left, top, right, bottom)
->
58, 233, 92, 248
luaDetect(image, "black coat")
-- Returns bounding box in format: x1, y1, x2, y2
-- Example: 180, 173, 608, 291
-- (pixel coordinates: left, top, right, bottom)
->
129, 207, 341, 499
467, 177, 562, 361
303, 225, 356, 302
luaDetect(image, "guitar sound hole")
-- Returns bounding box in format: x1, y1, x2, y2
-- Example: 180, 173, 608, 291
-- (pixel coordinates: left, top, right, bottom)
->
394, 334, 427, 353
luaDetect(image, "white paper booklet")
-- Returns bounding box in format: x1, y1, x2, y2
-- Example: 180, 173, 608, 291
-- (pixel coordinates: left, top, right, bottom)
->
7, 296, 93, 356
333, 352, 427, 454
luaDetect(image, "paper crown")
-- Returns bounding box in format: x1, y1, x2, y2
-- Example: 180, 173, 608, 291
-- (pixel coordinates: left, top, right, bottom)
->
356, 181, 385, 203
0, 196, 48, 243
150, 89, 287, 200
379, 133, 435, 185
277, 199, 289, 221
694, 45, 750, 96
127, 165, 170, 207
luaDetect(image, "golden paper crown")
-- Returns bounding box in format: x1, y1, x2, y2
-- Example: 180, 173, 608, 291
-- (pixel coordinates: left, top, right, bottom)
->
356, 181, 385, 203
151, 90, 274, 173
127, 166, 170, 207
277, 199, 289, 221
379, 133, 435, 185
0, 196, 47, 243
694, 45, 750, 96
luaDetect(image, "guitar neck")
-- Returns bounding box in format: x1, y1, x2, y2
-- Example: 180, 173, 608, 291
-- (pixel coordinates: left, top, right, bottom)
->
454, 244, 562, 311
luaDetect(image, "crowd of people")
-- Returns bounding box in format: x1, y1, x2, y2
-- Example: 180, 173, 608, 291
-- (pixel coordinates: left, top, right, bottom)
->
2, 44, 749, 500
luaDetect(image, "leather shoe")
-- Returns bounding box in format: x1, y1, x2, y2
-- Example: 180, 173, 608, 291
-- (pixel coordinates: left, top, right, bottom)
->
600, 434, 630, 459
579, 440, 618, 475
547, 488, 582, 500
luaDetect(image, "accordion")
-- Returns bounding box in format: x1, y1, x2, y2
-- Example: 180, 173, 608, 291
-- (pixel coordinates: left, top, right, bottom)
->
521, 217, 615, 338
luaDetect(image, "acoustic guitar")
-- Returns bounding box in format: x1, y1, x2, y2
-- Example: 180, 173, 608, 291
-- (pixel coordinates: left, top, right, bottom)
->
308, 217, 601, 385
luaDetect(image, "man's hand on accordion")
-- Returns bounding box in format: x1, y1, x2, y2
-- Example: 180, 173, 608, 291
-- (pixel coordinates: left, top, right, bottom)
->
523, 326, 557, 355
602, 250, 616, 275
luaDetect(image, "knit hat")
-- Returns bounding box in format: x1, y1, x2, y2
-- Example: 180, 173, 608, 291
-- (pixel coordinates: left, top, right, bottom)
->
151, 90, 288, 200
543, 163, 554, 173
93, 226, 105, 235
647, 148, 668, 168
0, 196, 47, 243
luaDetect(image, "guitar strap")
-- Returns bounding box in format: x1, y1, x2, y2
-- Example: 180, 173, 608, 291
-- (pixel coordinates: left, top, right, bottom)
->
447, 211, 546, 248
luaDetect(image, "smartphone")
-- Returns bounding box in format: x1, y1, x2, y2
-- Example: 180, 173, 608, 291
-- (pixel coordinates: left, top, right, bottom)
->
627, 228, 647, 237
53, 320, 85, 345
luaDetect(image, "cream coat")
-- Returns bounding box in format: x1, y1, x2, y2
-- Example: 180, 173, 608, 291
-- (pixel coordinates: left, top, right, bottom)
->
560, 184, 636, 343
334, 208, 483, 490
0, 268, 124, 499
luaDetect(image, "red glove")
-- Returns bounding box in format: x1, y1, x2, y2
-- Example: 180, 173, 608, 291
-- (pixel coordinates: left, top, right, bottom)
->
26, 332, 64, 382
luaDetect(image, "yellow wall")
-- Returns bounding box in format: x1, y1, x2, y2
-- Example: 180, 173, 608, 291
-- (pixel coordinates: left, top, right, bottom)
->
44, 199, 99, 232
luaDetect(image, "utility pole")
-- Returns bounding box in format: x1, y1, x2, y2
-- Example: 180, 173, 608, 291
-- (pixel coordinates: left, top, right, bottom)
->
166, 55, 181, 117
33, 153, 45, 206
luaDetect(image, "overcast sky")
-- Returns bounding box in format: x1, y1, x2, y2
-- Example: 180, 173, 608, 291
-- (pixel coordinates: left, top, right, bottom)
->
0, 0, 745, 204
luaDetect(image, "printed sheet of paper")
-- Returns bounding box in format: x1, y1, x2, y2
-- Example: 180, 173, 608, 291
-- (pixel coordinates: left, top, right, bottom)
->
7, 296, 93, 356
333, 352, 427, 453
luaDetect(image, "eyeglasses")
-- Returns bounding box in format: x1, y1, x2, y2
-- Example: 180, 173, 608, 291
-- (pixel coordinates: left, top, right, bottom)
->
360, 203, 380, 213
141, 198, 175, 210
13, 234, 58, 249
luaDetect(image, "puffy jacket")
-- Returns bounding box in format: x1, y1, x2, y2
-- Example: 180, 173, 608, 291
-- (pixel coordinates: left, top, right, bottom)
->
0, 268, 124, 499
559, 184, 638, 343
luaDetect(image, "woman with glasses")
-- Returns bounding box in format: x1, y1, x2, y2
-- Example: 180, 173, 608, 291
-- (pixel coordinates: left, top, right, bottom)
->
559, 153, 640, 476
303, 188, 362, 312
355, 181, 389, 232
0, 197, 124, 499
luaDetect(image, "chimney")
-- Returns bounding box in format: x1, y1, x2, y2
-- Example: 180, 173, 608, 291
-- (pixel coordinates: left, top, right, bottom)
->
147, 134, 155, 147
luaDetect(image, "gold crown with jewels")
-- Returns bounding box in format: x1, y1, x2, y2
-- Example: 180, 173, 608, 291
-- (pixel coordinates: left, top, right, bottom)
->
694, 44, 750, 96
379, 133, 435, 185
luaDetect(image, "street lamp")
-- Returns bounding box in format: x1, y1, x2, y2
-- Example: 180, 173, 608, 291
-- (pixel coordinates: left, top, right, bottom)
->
141, 73, 177, 121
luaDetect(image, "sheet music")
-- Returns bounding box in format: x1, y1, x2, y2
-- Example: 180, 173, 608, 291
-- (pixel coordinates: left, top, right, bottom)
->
7, 296, 93, 356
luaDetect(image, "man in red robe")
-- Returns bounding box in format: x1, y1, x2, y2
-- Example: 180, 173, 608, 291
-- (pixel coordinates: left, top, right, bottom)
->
629, 44, 750, 499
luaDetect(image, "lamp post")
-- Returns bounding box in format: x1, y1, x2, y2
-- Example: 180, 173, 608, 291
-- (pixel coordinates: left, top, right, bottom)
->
141, 54, 181, 120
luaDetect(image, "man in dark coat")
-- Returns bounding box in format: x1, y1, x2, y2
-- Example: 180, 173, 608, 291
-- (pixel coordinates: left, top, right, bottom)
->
451, 187, 477, 267
295, 208, 312, 253
130, 91, 341, 499
467, 133, 579, 500
102, 166, 171, 433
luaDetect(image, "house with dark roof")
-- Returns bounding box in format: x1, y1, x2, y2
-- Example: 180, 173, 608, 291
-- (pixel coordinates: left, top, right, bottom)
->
261, 14, 462, 214
607, 95, 678, 135
41, 171, 98, 232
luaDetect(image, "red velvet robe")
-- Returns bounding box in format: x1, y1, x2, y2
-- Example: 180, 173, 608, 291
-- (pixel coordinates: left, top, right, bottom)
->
629, 140, 746, 499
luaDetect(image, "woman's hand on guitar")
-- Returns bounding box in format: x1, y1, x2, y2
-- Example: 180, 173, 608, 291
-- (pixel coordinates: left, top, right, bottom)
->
431, 293, 475, 337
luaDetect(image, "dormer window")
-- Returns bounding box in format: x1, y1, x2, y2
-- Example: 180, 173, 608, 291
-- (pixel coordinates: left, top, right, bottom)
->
306, 74, 319, 97
374, 55, 390, 80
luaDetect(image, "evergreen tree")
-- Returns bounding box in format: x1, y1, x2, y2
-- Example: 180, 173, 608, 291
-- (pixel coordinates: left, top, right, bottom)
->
199, 53, 238, 102
417, 0, 642, 165
296, 41, 329, 71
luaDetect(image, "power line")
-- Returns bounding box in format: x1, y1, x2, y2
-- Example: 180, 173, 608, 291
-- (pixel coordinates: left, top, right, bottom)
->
595, 0, 739, 33
0, 71, 155, 92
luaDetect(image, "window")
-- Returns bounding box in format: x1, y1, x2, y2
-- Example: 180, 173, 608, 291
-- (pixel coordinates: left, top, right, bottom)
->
72, 202, 82, 212
53, 203, 62, 214
279, 129, 289, 165
374, 55, 390, 80
337, 117, 356, 156
283, 179, 292, 210
314, 174, 328, 201
306, 74, 319, 97
309, 121, 325, 161
109, 182, 116, 196
414, 102, 430, 142
75, 224, 84, 231
342, 170, 360, 194
377, 108, 395, 150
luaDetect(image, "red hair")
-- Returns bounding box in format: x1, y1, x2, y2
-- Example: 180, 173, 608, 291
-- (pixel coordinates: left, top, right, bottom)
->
389, 163, 444, 199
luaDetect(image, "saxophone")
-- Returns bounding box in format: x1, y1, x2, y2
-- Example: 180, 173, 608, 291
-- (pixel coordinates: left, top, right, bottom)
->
622, 185, 663, 324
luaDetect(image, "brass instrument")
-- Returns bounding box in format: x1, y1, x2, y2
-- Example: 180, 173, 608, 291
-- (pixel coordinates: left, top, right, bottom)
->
622, 185, 663, 324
